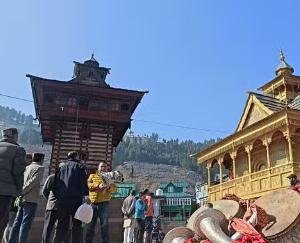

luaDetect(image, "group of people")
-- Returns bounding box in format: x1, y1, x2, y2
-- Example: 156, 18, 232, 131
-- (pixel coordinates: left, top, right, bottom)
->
121, 189, 154, 243
0, 127, 117, 243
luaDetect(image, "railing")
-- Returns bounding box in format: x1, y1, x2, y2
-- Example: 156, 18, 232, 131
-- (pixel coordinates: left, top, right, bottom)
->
208, 162, 298, 202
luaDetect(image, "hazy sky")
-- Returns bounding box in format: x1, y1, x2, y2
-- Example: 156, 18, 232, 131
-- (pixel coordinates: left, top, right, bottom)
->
1, 1, 300, 142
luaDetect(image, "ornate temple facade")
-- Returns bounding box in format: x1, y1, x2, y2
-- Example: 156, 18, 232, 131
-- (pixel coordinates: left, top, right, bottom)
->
193, 51, 300, 201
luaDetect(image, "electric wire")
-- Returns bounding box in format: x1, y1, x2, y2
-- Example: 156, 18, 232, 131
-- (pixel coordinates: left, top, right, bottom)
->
0, 92, 230, 134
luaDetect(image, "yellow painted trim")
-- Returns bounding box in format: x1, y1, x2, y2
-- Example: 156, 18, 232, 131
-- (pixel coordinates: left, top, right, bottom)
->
236, 94, 273, 132
196, 110, 287, 164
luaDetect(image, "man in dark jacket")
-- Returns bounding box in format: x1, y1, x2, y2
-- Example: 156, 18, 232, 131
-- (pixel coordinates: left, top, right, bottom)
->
41, 173, 60, 243
0, 128, 26, 240
53, 151, 88, 243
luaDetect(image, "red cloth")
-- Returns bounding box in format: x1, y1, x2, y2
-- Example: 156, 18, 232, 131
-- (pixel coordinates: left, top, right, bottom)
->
291, 185, 300, 193
232, 234, 266, 243
230, 218, 266, 243
184, 238, 197, 243
230, 218, 259, 235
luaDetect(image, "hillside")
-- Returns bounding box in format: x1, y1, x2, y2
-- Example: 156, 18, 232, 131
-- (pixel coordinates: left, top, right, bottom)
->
115, 161, 204, 193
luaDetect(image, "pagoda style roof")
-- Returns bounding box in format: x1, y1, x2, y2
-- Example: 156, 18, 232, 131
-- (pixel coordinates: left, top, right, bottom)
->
27, 58, 148, 147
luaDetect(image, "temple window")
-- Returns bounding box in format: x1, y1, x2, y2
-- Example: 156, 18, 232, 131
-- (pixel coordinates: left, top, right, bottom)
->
235, 146, 248, 177
270, 131, 288, 166
251, 139, 267, 172
111, 103, 120, 111
54, 96, 67, 105
67, 97, 77, 107
121, 103, 130, 111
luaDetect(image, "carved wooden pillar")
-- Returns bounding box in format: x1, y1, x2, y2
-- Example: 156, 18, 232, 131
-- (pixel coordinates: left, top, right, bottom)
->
218, 159, 223, 183
230, 151, 237, 179
207, 163, 211, 187
263, 137, 272, 168
245, 145, 253, 174
284, 130, 294, 163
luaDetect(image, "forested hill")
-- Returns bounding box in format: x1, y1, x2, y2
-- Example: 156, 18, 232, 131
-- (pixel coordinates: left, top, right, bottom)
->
0, 105, 219, 171
113, 133, 219, 170
0, 105, 42, 144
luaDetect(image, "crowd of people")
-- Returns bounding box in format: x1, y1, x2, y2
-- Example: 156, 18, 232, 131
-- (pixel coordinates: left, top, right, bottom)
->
121, 189, 154, 243
0, 127, 118, 243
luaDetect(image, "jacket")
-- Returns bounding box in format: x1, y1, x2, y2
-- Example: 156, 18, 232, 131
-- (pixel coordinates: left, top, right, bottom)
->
88, 172, 117, 203
53, 159, 88, 204
22, 162, 45, 203
0, 139, 26, 197
42, 174, 58, 210
134, 198, 147, 219
121, 195, 136, 219
144, 195, 154, 217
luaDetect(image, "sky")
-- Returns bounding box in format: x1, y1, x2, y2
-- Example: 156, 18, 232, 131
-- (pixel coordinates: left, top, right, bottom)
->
1, 1, 300, 142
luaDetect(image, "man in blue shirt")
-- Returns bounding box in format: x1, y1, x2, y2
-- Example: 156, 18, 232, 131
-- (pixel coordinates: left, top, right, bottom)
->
133, 191, 147, 243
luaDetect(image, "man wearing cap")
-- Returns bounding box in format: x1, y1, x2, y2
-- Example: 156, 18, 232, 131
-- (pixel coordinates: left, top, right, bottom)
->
8, 152, 45, 243
287, 173, 300, 186
0, 128, 26, 240
53, 151, 88, 243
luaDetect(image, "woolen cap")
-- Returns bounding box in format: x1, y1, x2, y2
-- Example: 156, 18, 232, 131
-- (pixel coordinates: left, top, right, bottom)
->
2, 128, 18, 137
287, 173, 297, 179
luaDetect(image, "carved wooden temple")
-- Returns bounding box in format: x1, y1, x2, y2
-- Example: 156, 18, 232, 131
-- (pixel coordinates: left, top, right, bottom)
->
28, 55, 147, 172
192, 50, 300, 201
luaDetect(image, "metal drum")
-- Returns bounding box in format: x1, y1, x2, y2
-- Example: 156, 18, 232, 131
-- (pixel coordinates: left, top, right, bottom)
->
255, 188, 300, 242
187, 200, 243, 231
163, 227, 194, 243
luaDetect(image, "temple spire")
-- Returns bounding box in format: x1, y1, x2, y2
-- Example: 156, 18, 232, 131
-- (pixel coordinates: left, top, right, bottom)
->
276, 49, 294, 76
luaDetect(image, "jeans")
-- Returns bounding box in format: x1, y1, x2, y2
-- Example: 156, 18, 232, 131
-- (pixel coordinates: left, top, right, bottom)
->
8, 202, 37, 243
0, 196, 12, 241
144, 216, 153, 243
42, 210, 59, 243
133, 219, 145, 243
54, 202, 82, 243
86, 202, 109, 243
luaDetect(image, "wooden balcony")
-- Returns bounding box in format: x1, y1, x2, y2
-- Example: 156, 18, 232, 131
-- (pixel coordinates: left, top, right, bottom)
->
208, 162, 300, 202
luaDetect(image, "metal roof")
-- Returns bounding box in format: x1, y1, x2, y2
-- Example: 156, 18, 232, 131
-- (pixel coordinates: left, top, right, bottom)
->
250, 92, 286, 112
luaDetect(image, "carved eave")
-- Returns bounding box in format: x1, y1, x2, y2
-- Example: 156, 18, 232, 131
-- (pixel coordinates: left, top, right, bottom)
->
258, 74, 300, 94
191, 109, 289, 164
236, 93, 273, 132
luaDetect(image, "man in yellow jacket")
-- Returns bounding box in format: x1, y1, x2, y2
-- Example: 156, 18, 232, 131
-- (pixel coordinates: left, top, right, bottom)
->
86, 162, 117, 243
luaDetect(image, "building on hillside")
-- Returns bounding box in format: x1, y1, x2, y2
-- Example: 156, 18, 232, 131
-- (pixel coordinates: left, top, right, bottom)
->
195, 182, 208, 206
159, 182, 194, 221
192, 50, 300, 202
28, 55, 147, 173
112, 183, 136, 198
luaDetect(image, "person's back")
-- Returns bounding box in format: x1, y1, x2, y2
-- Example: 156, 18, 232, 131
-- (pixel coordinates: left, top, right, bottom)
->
0, 137, 26, 197
53, 151, 88, 243
54, 159, 88, 203
0, 128, 26, 240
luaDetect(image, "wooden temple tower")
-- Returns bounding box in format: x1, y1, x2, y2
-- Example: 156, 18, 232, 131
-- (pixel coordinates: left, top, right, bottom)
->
28, 55, 147, 172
